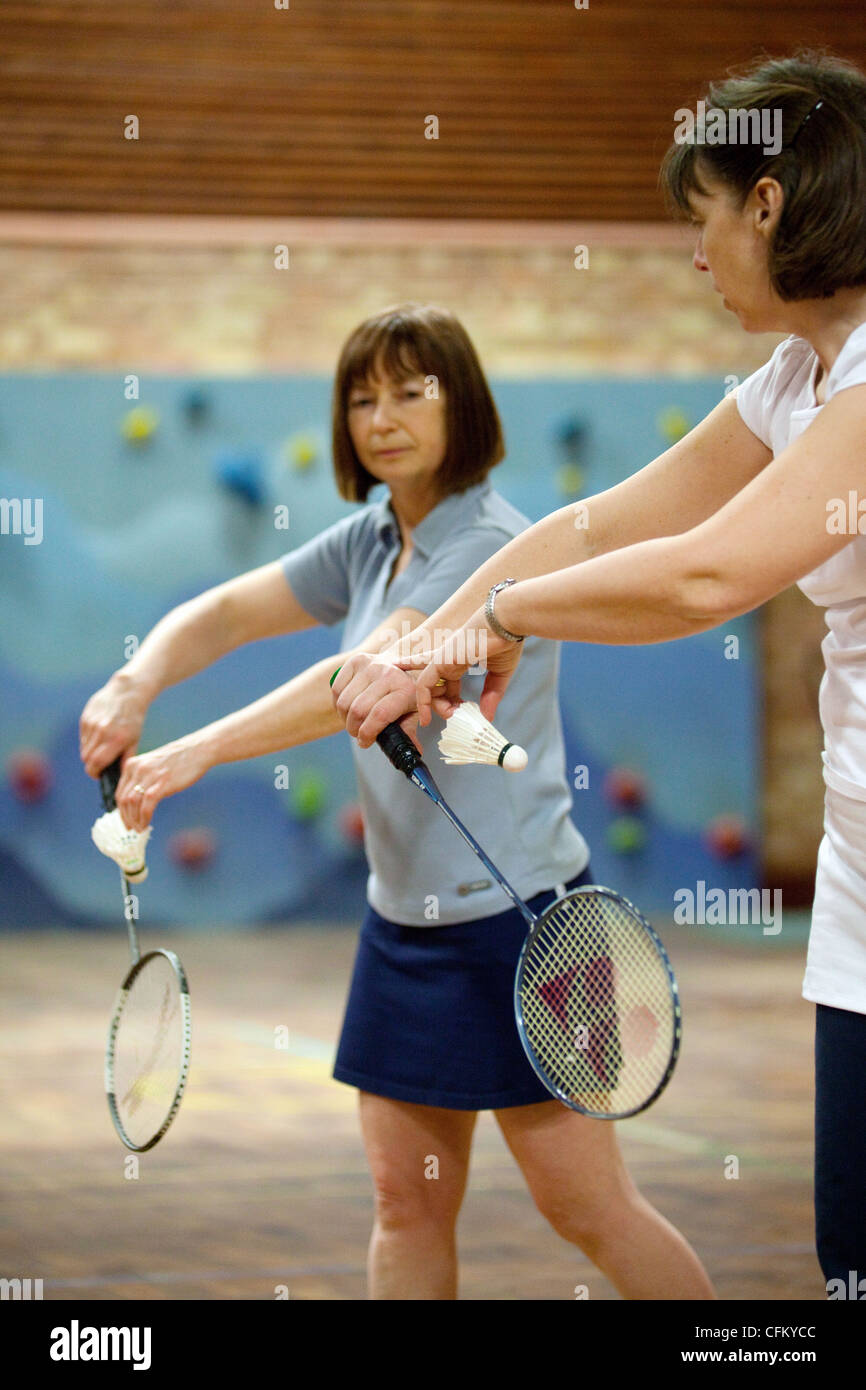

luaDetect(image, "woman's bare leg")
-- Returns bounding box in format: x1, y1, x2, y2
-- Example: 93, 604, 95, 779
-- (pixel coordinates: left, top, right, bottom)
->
496, 1100, 715, 1299
359, 1091, 478, 1299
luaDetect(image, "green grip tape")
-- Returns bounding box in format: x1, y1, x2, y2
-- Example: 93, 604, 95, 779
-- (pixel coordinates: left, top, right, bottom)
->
329, 666, 342, 688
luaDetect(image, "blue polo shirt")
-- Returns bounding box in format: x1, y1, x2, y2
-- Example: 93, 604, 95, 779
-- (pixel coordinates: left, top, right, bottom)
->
281, 480, 589, 925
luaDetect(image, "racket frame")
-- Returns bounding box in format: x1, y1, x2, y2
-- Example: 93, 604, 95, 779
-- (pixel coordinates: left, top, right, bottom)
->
104, 946, 192, 1153
375, 723, 682, 1119
99, 757, 191, 1151
513, 884, 682, 1119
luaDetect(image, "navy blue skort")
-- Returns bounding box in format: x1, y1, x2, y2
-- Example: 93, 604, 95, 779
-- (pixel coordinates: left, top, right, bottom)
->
333, 867, 593, 1110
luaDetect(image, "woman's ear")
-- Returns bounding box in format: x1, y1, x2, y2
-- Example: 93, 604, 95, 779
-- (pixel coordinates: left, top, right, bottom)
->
751, 176, 785, 233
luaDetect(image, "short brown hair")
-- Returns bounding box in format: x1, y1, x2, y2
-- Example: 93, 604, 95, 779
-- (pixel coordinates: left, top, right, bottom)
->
331, 303, 505, 502
660, 51, 866, 301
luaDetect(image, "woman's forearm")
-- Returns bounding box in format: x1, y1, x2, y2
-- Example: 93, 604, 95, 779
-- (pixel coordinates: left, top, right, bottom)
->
121, 589, 243, 703
114, 650, 354, 829
385, 505, 595, 659
387, 520, 726, 660
81, 586, 260, 777
187, 652, 349, 771
492, 533, 728, 645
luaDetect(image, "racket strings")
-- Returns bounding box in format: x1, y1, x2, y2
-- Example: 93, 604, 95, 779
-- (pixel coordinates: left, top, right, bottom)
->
109, 954, 188, 1148
518, 892, 679, 1116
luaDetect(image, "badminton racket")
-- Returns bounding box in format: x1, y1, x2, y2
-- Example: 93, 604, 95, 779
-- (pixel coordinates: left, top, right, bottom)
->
99, 758, 191, 1151
375, 722, 681, 1119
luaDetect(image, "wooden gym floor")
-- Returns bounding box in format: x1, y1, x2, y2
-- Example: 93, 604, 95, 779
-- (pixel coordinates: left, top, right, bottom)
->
0, 923, 820, 1301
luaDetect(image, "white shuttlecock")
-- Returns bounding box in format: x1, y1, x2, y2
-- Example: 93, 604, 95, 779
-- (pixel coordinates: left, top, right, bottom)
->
91, 809, 151, 882
437, 701, 527, 772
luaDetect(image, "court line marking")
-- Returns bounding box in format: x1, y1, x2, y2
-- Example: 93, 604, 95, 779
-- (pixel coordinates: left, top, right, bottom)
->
202, 1027, 816, 1175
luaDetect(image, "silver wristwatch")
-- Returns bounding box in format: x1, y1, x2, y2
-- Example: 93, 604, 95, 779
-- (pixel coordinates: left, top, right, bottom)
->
484, 578, 525, 643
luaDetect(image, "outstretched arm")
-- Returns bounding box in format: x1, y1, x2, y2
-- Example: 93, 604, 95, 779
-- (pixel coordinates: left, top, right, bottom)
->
114, 606, 427, 830
333, 392, 774, 741
388, 392, 773, 649
80, 560, 317, 778
408, 383, 866, 712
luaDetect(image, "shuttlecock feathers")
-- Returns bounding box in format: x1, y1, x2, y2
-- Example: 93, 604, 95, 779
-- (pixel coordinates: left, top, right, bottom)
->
438, 701, 527, 771
92, 808, 152, 882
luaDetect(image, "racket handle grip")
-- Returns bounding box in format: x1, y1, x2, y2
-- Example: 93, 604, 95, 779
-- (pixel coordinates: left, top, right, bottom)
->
99, 756, 123, 811
376, 722, 425, 778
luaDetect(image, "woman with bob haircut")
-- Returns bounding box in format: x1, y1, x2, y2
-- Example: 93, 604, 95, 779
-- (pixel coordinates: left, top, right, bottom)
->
333, 51, 866, 1292
80, 304, 714, 1300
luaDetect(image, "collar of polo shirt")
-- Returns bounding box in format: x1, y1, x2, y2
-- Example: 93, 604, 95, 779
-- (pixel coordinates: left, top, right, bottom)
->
372, 480, 493, 553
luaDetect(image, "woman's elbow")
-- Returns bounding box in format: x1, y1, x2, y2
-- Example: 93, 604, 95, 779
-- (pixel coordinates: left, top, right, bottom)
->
676, 571, 751, 628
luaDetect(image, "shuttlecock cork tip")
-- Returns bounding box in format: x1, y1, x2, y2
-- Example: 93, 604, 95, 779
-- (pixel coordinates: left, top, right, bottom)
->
500, 743, 528, 772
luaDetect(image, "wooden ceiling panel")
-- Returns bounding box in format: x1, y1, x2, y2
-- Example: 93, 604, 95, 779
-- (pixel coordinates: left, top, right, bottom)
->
1, 1, 863, 219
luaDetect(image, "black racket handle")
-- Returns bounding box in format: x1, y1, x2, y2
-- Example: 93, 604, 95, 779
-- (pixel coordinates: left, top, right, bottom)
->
329, 661, 426, 779
376, 722, 426, 778
99, 756, 123, 812
330, 664, 427, 778
375, 717, 531, 925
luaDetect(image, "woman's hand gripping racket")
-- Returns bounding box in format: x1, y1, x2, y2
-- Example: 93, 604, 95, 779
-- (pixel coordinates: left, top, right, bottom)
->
98, 758, 191, 1151
375, 723, 682, 1119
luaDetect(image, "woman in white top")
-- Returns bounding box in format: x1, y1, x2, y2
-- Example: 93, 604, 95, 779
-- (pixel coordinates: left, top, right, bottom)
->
333, 51, 866, 1294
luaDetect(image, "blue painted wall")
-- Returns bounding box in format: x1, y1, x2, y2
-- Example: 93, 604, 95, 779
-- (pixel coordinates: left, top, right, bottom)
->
0, 373, 758, 926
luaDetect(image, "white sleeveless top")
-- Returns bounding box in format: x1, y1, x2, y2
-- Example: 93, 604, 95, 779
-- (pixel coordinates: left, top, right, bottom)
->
737, 323, 866, 1014
737, 323, 866, 802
